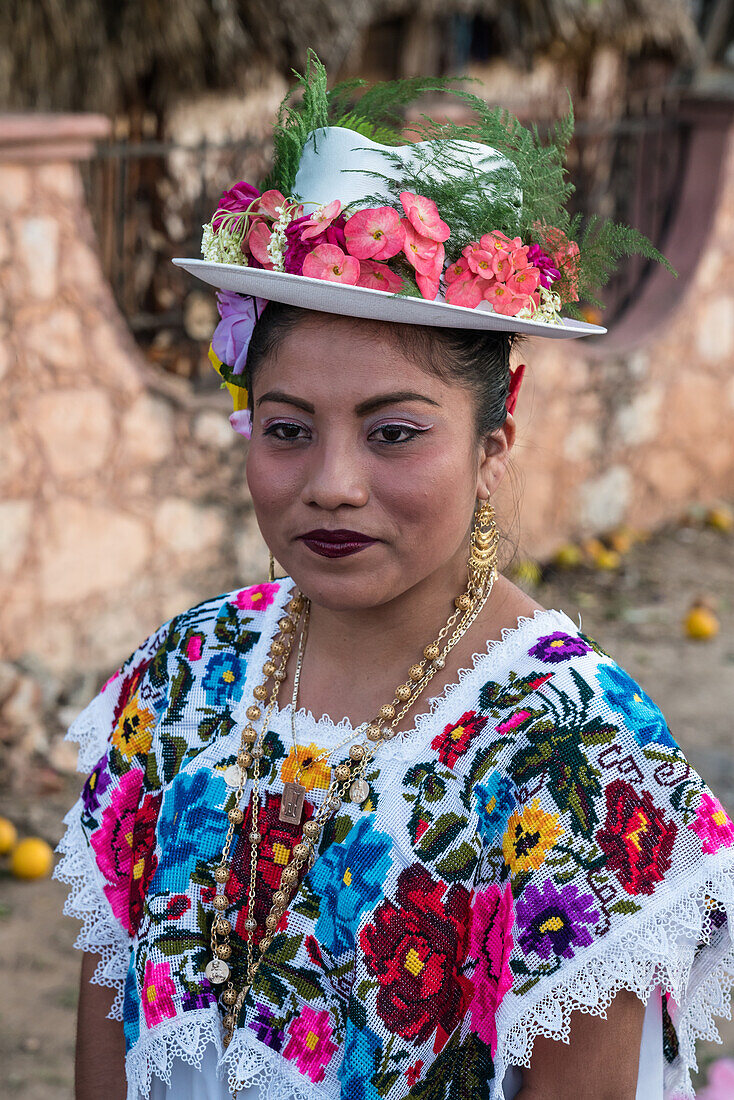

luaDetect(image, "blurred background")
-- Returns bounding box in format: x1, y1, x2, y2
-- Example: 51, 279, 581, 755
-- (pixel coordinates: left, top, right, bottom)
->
0, 2, 733, 1096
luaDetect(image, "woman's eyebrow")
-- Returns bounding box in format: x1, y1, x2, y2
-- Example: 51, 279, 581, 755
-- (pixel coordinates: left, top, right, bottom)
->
256, 390, 315, 412
354, 392, 441, 415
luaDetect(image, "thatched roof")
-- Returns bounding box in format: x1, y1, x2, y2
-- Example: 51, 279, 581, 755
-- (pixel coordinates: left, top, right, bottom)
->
1, 0, 701, 116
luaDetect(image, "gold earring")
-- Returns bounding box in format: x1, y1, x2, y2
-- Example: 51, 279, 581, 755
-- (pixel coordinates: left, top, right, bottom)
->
268, 551, 276, 583
468, 497, 499, 588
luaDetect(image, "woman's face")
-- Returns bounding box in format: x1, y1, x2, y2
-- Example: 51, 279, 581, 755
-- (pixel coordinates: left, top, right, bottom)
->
246, 314, 513, 611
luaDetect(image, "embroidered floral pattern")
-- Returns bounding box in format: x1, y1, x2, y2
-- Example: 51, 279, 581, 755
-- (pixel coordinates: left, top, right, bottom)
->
688, 793, 734, 855
595, 779, 677, 896
431, 710, 488, 768
595, 664, 677, 749
516, 879, 600, 960
502, 797, 563, 874
283, 1005, 338, 1083
469, 883, 515, 1054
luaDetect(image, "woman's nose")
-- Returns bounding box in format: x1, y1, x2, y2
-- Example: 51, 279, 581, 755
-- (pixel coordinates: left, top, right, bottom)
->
301, 437, 369, 511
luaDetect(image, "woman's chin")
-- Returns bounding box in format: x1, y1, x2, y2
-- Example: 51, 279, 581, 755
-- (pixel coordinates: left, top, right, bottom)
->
282, 548, 406, 612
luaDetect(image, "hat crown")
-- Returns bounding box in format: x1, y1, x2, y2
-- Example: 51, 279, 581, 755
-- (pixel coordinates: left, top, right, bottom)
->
293, 125, 522, 226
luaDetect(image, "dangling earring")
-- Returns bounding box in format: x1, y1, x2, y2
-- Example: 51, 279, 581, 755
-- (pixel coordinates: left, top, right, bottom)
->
268, 551, 276, 583
468, 497, 499, 590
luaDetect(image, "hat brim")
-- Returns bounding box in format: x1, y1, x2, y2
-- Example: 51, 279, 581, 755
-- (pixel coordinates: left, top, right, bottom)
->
173, 259, 606, 339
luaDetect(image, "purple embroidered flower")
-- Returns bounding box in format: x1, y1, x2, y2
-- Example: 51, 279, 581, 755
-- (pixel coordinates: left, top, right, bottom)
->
529, 632, 592, 663
81, 754, 112, 814
527, 243, 561, 288
211, 290, 267, 375
516, 879, 600, 960
182, 986, 216, 1011
249, 1003, 285, 1052
284, 214, 347, 275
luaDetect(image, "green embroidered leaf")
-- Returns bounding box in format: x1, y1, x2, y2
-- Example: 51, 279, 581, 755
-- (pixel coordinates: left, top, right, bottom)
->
415, 812, 466, 860
285, 966, 326, 1003
166, 657, 193, 723
569, 665, 595, 707
291, 876, 321, 922
408, 801, 434, 847
160, 733, 189, 784
436, 841, 478, 882
511, 869, 532, 897
609, 899, 642, 915
144, 750, 161, 790
355, 978, 379, 1001
410, 1031, 493, 1100
253, 968, 289, 1004
271, 932, 302, 964
373, 1068, 401, 1096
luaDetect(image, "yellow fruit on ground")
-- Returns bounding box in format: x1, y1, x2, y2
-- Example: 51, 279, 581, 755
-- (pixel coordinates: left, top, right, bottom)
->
582, 537, 606, 562
593, 548, 622, 570
553, 543, 582, 568
684, 603, 720, 640
0, 816, 17, 855
10, 836, 53, 880
608, 527, 634, 554
706, 506, 733, 533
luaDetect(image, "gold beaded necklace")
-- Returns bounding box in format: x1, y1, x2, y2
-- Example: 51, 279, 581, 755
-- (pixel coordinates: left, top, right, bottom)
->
205, 500, 500, 1055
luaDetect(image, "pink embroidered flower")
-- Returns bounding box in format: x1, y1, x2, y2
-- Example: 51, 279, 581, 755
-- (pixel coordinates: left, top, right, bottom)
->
484, 283, 525, 316
283, 1005, 338, 1083
469, 883, 515, 1056
356, 259, 403, 293
697, 1058, 734, 1100
301, 199, 342, 240
90, 768, 144, 934
211, 291, 267, 374
185, 634, 204, 661
401, 220, 443, 276
445, 272, 485, 309
496, 708, 532, 734
688, 792, 734, 855
344, 207, 404, 261
234, 582, 280, 612
247, 220, 275, 269
142, 959, 177, 1028
399, 192, 450, 243
303, 244, 360, 285
213, 180, 261, 231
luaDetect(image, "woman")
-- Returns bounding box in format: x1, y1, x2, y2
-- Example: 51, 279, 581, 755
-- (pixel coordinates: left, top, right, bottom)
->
59, 55, 733, 1100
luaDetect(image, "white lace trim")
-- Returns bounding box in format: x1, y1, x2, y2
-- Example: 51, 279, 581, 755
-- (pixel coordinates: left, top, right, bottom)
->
125, 1009, 224, 1100
53, 799, 131, 1021
224, 1025, 331, 1100
67, 689, 117, 773
269, 605, 580, 763
491, 846, 734, 1100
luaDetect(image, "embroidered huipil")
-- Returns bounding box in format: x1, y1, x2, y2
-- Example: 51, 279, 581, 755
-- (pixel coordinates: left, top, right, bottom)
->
56, 580, 734, 1100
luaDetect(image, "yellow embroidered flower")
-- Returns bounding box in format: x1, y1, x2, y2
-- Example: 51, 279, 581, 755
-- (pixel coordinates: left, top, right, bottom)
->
502, 798, 563, 874
112, 694, 156, 758
280, 743, 332, 791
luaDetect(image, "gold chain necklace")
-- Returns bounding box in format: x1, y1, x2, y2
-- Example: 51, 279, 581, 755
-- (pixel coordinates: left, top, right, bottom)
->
205, 500, 500, 1054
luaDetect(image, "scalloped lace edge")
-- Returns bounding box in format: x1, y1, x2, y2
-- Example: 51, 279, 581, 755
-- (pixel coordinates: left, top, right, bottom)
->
491, 847, 734, 1100
66, 689, 117, 773
53, 800, 131, 1021
268, 605, 580, 762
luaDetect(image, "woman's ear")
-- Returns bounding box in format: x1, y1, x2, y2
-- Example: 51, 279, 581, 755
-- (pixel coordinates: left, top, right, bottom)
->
477, 413, 516, 499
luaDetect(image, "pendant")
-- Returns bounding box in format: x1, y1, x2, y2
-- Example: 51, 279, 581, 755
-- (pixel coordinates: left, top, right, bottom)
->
205, 958, 231, 984
224, 764, 242, 789
280, 781, 307, 824
349, 778, 370, 804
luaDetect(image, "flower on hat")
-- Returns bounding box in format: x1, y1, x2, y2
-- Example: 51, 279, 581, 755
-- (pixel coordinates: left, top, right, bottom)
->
303, 244, 360, 285
211, 291, 266, 375
283, 213, 347, 276
301, 199, 343, 240
344, 206, 404, 261
445, 271, 485, 308
213, 181, 261, 231
248, 221, 275, 269
356, 259, 403, 293
401, 220, 444, 277
399, 192, 450, 243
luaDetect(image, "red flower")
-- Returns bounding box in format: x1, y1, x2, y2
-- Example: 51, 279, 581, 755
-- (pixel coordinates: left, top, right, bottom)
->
113, 657, 153, 728
405, 1061, 424, 1086
431, 711, 488, 768
129, 791, 162, 934
360, 864, 473, 1050
165, 894, 192, 920
596, 779, 677, 896
228, 791, 314, 940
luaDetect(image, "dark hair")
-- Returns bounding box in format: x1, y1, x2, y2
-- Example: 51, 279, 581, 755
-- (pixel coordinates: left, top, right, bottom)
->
245, 301, 519, 439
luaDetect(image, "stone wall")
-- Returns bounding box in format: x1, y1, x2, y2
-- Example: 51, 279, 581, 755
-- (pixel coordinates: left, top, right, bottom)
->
0, 111, 732, 777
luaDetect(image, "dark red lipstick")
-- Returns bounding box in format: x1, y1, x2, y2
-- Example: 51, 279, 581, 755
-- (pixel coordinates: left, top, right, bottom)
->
298, 529, 378, 558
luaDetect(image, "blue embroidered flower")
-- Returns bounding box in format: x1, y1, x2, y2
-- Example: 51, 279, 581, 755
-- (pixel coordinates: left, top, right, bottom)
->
338, 1018, 382, 1100
150, 768, 228, 893
202, 652, 248, 708
595, 664, 677, 749
308, 815, 392, 956
474, 771, 517, 845
123, 960, 140, 1051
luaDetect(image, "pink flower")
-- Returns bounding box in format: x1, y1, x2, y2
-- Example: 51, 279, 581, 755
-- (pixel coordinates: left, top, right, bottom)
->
466, 249, 496, 280
481, 230, 522, 253
507, 267, 540, 296
229, 409, 252, 439
356, 259, 403, 293
484, 283, 525, 316
416, 270, 441, 301
302, 244, 360, 285
142, 959, 177, 1028
445, 272, 486, 308
527, 243, 561, 288
399, 192, 450, 243
283, 1005, 338, 1083
185, 634, 204, 661
492, 251, 514, 281
301, 199, 342, 240
444, 257, 469, 285
90, 768, 143, 934
538, 225, 580, 301
234, 583, 280, 612
247, 221, 275, 269
688, 792, 734, 855
510, 246, 530, 272
213, 181, 261, 231
257, 189, 287, 219
283, 214, 347, 276
697, 1058, 734, 1100
496, 709, 532, 734
402, 221, 444, 276
344, 206, 404, 261
469, 883, 515, 1056
211, 291, 267, 374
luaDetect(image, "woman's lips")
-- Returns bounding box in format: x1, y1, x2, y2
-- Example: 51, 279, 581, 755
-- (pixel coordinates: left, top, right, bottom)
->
298, 529, 378, 559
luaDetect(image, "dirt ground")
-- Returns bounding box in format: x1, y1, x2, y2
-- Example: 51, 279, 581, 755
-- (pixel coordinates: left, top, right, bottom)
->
1, 510, 732, 1098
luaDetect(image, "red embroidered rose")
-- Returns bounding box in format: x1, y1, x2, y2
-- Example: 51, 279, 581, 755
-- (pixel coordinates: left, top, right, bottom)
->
431, 711, 488, 769
595, 779, 677, 896
165, 894, 192, 920
360, 864, 473, 1051
129, 790, 162, 933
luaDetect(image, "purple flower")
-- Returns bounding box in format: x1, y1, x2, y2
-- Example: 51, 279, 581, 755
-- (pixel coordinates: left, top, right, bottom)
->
516, 879, 600, 960
182, 986, 216, 1012
249, 1003, 285, 1051
528, 632, 592, 664
284, 214, 347, 275
211, 291, 268, 374
81, 754, 112, 814
213, 181, 261, 231
527, 244, 561, 289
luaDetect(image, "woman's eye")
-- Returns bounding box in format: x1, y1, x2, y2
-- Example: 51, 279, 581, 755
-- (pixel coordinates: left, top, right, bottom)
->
263, 421, 309, 441
370, 423, 423, 444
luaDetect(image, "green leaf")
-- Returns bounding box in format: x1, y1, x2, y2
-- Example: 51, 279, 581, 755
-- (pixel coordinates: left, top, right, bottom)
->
272, 932, 302, 964
609, 899, 642, 915
416, 812, 466, 860
437, 841, 478, 882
